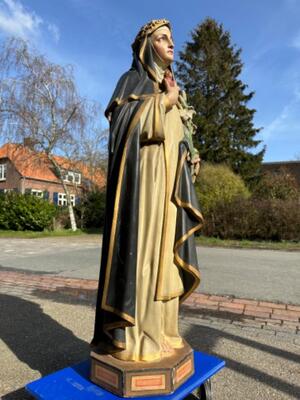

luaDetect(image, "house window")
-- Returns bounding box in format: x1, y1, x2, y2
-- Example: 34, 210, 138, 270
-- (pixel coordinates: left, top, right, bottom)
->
74, 172, 81, 184
31, 189, 43, 198
58, 193, 75, 206
0, 164, 7, 181
63, 171, 81, 185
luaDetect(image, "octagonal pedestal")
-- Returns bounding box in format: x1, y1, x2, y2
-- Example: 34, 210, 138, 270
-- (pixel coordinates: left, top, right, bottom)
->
90, 340, 194, 397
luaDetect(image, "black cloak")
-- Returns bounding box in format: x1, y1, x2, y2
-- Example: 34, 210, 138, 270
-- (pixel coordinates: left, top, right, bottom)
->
91, 26, 203, 352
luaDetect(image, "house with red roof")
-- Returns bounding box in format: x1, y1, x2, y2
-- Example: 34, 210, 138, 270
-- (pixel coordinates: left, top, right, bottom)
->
0, 142, 106, 206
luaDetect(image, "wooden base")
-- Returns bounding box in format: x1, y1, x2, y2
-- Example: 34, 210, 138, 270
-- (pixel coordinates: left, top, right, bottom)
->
90, 340, 194, 397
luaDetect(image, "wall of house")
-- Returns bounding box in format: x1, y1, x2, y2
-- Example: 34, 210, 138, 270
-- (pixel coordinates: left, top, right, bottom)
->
23, 179, 83, 204
262, 162, 300, 185
0, 158, 22, 192
0, 158, 83, 204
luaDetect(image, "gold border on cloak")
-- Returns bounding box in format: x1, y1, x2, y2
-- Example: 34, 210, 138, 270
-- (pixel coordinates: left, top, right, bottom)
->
155, 146, 204, 301
106, 93, 157, 118
103, 321, 127, 350
155, 112, 170, 300
101, 93, 202, 342
101, 99, 150, 327
173, 148, 204, 304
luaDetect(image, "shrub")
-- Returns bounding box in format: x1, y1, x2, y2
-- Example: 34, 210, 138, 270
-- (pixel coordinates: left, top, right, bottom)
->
0, 192, 57, 231
195, 162, 250, 214
252, 168, 299, 201
53, 207, 71, 230
75, 189, 106, 229
203, 197, 300, 241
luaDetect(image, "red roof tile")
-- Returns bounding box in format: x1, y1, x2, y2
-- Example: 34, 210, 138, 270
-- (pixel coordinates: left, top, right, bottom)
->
0, 143, 106, 188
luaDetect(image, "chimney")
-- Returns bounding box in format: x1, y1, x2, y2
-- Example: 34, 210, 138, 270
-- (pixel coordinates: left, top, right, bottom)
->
23, 137, 37, 150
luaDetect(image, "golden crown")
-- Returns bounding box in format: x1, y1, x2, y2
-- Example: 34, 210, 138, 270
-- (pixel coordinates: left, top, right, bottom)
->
132, 19, 171, 50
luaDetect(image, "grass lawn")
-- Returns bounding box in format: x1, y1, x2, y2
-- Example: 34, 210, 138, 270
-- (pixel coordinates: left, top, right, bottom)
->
0, 229, 299, 251
0, 228, 101, 239
195, 235, 300, 251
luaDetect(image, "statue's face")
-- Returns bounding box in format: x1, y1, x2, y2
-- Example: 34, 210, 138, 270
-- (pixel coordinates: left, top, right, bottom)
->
151, 26, 174, 64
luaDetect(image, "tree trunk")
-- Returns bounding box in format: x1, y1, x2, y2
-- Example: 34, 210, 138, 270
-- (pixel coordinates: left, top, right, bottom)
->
61, 178, 77, 232
48, 154, 77, 231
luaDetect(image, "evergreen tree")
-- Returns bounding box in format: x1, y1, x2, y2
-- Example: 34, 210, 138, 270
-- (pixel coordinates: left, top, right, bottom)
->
176, 18, 266, 185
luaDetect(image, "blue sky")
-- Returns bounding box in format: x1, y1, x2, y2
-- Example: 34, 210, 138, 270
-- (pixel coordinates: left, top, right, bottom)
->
0, 0, 299, 162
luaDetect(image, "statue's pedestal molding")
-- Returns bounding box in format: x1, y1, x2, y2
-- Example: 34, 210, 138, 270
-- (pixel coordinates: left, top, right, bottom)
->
90, 340, 194, 397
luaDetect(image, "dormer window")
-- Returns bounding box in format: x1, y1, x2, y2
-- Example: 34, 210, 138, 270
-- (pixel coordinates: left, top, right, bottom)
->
74, 172, 81, 184
0, 164, 7, 181
63, 170, 81, 185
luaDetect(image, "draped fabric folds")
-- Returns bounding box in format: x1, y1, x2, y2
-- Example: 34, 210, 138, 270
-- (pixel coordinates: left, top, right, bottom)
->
91, 30, 204, 359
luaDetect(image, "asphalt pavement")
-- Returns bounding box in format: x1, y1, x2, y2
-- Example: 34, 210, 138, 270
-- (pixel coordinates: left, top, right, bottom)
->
0, 237, 299, 399
0, 236, 299, 304
0, 288, 299, 400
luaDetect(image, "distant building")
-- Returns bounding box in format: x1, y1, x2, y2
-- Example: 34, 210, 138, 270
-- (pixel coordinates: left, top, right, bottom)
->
262, 161, 300, 186
0, 143, 106, 205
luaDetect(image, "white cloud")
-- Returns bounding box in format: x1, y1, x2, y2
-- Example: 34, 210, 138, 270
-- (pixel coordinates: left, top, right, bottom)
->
47, 23, 60, 43
262, 104, 292, 140
0, 0, 60, 42
0, 0, 42, 38
262, 93, 300, 141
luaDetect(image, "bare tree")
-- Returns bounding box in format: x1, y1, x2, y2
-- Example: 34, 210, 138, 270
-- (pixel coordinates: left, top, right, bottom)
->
0, 37, 104, 231
77, 100, 108, 190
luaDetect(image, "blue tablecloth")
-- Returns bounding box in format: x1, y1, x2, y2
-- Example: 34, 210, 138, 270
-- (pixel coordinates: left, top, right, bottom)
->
26, 351, 225, 400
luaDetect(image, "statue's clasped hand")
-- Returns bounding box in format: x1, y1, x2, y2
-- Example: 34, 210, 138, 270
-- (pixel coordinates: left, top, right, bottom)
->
164, 70, 179, 108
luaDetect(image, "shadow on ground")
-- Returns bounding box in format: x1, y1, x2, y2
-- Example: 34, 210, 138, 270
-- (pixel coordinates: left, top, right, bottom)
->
0, 264, 56, 275
184, 324, 300, 399
0, 293, 89, 399
1, 293, 299, 399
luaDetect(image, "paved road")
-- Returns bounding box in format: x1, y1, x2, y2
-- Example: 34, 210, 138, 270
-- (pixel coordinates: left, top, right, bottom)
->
0, 237, 299, 304
0, 287, 299, 400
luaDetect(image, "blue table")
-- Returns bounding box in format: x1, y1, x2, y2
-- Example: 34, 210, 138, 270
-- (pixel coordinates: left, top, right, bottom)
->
26, 351, 225, 400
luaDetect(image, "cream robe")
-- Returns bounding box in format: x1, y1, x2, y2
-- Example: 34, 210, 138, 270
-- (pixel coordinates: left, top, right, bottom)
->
114, 92, 186, 362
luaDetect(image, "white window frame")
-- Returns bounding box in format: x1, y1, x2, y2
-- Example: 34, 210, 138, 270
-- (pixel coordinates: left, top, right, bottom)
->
31, 189, 43, 198
63, 171, 81, 185
58, 192, 75, 207
74, 172, 81, 184
0, 164, 7, 181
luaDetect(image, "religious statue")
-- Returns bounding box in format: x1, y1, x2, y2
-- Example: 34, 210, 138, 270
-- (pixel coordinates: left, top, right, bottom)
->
90, 19, 204, 396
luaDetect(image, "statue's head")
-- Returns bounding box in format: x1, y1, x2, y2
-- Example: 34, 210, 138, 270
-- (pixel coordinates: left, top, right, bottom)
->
132, 19, 174, 82
150, 25, 174, 65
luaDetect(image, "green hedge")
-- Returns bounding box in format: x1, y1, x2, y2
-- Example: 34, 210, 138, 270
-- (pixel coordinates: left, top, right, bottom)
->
0, 192, 57, 231
195, 162, 250, 214
195, 163, 300, 241
202, 197, 300, 241
252, 168, 299, 201
75, 189, 106, 229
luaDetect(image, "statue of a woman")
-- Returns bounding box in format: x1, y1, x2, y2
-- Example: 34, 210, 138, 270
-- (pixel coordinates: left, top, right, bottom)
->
91, 19, 203, 363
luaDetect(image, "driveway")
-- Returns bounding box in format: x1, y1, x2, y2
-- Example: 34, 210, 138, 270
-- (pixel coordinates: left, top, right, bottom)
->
0, 237, 299, 304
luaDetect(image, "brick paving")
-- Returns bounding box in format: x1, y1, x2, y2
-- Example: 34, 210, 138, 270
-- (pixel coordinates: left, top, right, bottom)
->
183, 292, 300, 336
0, 270, 299, 336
